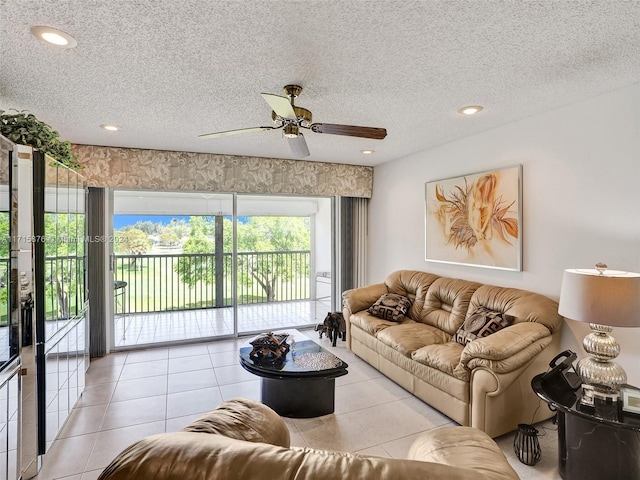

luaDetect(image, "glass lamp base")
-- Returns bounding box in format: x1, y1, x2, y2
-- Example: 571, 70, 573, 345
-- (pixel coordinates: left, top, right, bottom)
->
577, 324, 627, 401
577, 356, 627, 391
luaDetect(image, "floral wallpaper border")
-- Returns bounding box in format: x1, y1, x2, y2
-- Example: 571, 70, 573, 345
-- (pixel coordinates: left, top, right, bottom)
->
0, 135, 14, 154
72, 145, 374, 198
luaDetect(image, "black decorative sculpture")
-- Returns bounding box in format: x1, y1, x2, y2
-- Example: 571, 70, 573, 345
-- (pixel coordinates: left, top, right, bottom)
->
249, 332, 290, 365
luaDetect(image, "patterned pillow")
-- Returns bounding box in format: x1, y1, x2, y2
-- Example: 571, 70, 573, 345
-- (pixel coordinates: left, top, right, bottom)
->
454, 306, 515, 346
368, 293, 412, 322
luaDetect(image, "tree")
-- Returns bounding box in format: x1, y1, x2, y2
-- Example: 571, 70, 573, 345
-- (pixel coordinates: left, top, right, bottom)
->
173, 215, 310, 303
44, 212, 85, 319
115, 227, 153, 255
174, 216, 218, 288
131, 220, 163, 236
0, 212, 9, 324
237, 217, 310, 302
0, 212, 9, 259
115, 227, 152, 270
165, 218, 190, 240
159, 231, 179, 247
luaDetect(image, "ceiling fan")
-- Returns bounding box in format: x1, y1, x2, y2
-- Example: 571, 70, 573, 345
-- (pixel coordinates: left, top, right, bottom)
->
199, 84, 387, 158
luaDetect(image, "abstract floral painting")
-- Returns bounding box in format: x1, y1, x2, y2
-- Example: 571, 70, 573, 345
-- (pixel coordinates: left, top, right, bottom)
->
425, 165, 522, 270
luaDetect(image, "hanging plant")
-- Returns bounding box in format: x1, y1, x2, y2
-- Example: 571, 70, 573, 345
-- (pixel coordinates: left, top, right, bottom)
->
0, 109, 82, 170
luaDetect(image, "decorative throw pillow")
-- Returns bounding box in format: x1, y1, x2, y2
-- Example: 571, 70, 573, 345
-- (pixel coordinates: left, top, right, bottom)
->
368, 293, 412, 322
454, 306, 515, 346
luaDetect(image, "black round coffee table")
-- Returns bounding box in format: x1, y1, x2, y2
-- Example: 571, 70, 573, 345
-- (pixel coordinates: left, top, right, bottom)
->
239, 335, 348, 418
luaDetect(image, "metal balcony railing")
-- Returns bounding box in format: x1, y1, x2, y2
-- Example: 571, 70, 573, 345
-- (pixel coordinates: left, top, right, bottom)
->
0, 256, 86, 327
114, 250, 311, 314
45, 255, 86, 322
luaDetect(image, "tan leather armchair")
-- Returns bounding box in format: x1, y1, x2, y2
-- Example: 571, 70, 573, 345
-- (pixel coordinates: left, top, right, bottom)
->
98, 398, 520, 480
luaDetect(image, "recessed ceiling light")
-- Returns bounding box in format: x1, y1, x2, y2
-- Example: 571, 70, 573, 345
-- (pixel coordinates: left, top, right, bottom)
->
361, 149, 375, 155
100, 124, 120, 131
458, 105, 483, 115
31, 26, 77, 48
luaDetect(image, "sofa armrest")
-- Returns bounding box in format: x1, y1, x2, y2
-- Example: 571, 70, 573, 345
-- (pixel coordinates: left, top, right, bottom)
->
408, 426, 519, 480
458, 322, 551, 373
342, 283, 387, 315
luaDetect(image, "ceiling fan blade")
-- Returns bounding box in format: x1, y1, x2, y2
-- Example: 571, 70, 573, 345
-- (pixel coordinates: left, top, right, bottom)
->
199, 126, 278, 139
261, 93, 297, 120
288, 133, 310, 158
310, 123, 387, 140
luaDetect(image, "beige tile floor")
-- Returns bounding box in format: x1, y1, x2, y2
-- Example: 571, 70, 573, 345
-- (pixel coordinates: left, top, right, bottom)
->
34, 330, 562, 480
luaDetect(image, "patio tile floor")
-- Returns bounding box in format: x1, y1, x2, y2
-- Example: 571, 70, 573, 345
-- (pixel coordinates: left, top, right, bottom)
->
114, 299, 333, 348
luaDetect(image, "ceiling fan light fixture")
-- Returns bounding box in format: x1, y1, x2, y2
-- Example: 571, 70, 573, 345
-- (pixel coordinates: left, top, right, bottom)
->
458, 105, 483, 115
31, 26, 77, 48
283, 124, 299, 138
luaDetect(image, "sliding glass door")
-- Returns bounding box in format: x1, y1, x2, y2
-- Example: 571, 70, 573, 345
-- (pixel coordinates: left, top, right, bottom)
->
236, 194, 333, 335
111, 191, 334, 347
112, 191, 234, 346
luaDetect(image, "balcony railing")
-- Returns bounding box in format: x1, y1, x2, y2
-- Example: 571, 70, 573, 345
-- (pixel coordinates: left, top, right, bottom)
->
0, 256, 86, 327
45, 255, 86, 322
114, 250, 311, 315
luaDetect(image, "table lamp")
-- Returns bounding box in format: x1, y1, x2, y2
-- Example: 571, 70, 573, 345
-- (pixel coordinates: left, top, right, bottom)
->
558, 263, 640, 404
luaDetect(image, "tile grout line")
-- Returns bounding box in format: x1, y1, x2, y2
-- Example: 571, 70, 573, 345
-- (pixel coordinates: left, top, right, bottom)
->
79, 351, 127, 478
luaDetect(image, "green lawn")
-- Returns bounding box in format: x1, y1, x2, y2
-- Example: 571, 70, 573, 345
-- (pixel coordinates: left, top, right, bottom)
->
115, 257, 310, 314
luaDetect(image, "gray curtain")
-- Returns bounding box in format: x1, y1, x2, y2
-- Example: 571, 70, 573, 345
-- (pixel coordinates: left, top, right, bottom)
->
339, 197, 368, 294
87, 187, 107, 357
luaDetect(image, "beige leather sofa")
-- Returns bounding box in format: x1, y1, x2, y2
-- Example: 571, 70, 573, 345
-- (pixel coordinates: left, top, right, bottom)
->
98, 398, 520, 480
342, 270, 563, 438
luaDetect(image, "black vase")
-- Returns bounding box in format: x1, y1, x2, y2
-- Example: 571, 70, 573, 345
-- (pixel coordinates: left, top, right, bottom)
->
513, 423, 541, 465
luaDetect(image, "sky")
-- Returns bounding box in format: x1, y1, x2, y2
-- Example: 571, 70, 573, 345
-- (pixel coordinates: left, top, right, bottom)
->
113, 215, 190, 229
114, 215, 246, 230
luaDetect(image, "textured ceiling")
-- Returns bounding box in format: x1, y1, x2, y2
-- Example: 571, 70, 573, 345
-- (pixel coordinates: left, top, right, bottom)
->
1, 1, 639, 167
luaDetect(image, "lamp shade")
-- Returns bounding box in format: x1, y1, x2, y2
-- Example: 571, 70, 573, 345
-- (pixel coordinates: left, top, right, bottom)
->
558, 268, 640, 327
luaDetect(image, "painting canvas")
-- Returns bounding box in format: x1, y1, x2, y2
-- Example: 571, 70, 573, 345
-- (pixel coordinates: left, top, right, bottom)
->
425, 165, 522, 271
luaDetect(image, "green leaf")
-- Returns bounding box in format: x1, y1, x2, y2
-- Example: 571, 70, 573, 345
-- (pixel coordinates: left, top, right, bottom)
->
0, 109, 82, 170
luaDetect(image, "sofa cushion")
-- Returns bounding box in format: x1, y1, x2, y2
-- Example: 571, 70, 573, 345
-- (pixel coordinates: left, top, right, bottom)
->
384, 270, 440, 320
419, 277, 482, 334
408, 426, 520, 480
454, 307, 514, 346
368, 293, 413, 322
412, 342, 465, 377
376, 323, 451, 357
468, 284, 563, 333
350, 311, 408, 336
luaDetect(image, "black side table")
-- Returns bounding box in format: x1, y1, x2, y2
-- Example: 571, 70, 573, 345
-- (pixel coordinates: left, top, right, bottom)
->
532, 373, 640, 480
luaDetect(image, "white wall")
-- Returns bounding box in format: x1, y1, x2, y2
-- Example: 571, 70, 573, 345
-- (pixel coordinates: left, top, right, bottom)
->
313, 198, 333, 304
314, 197, 333, 275
369, 83, 640, 385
